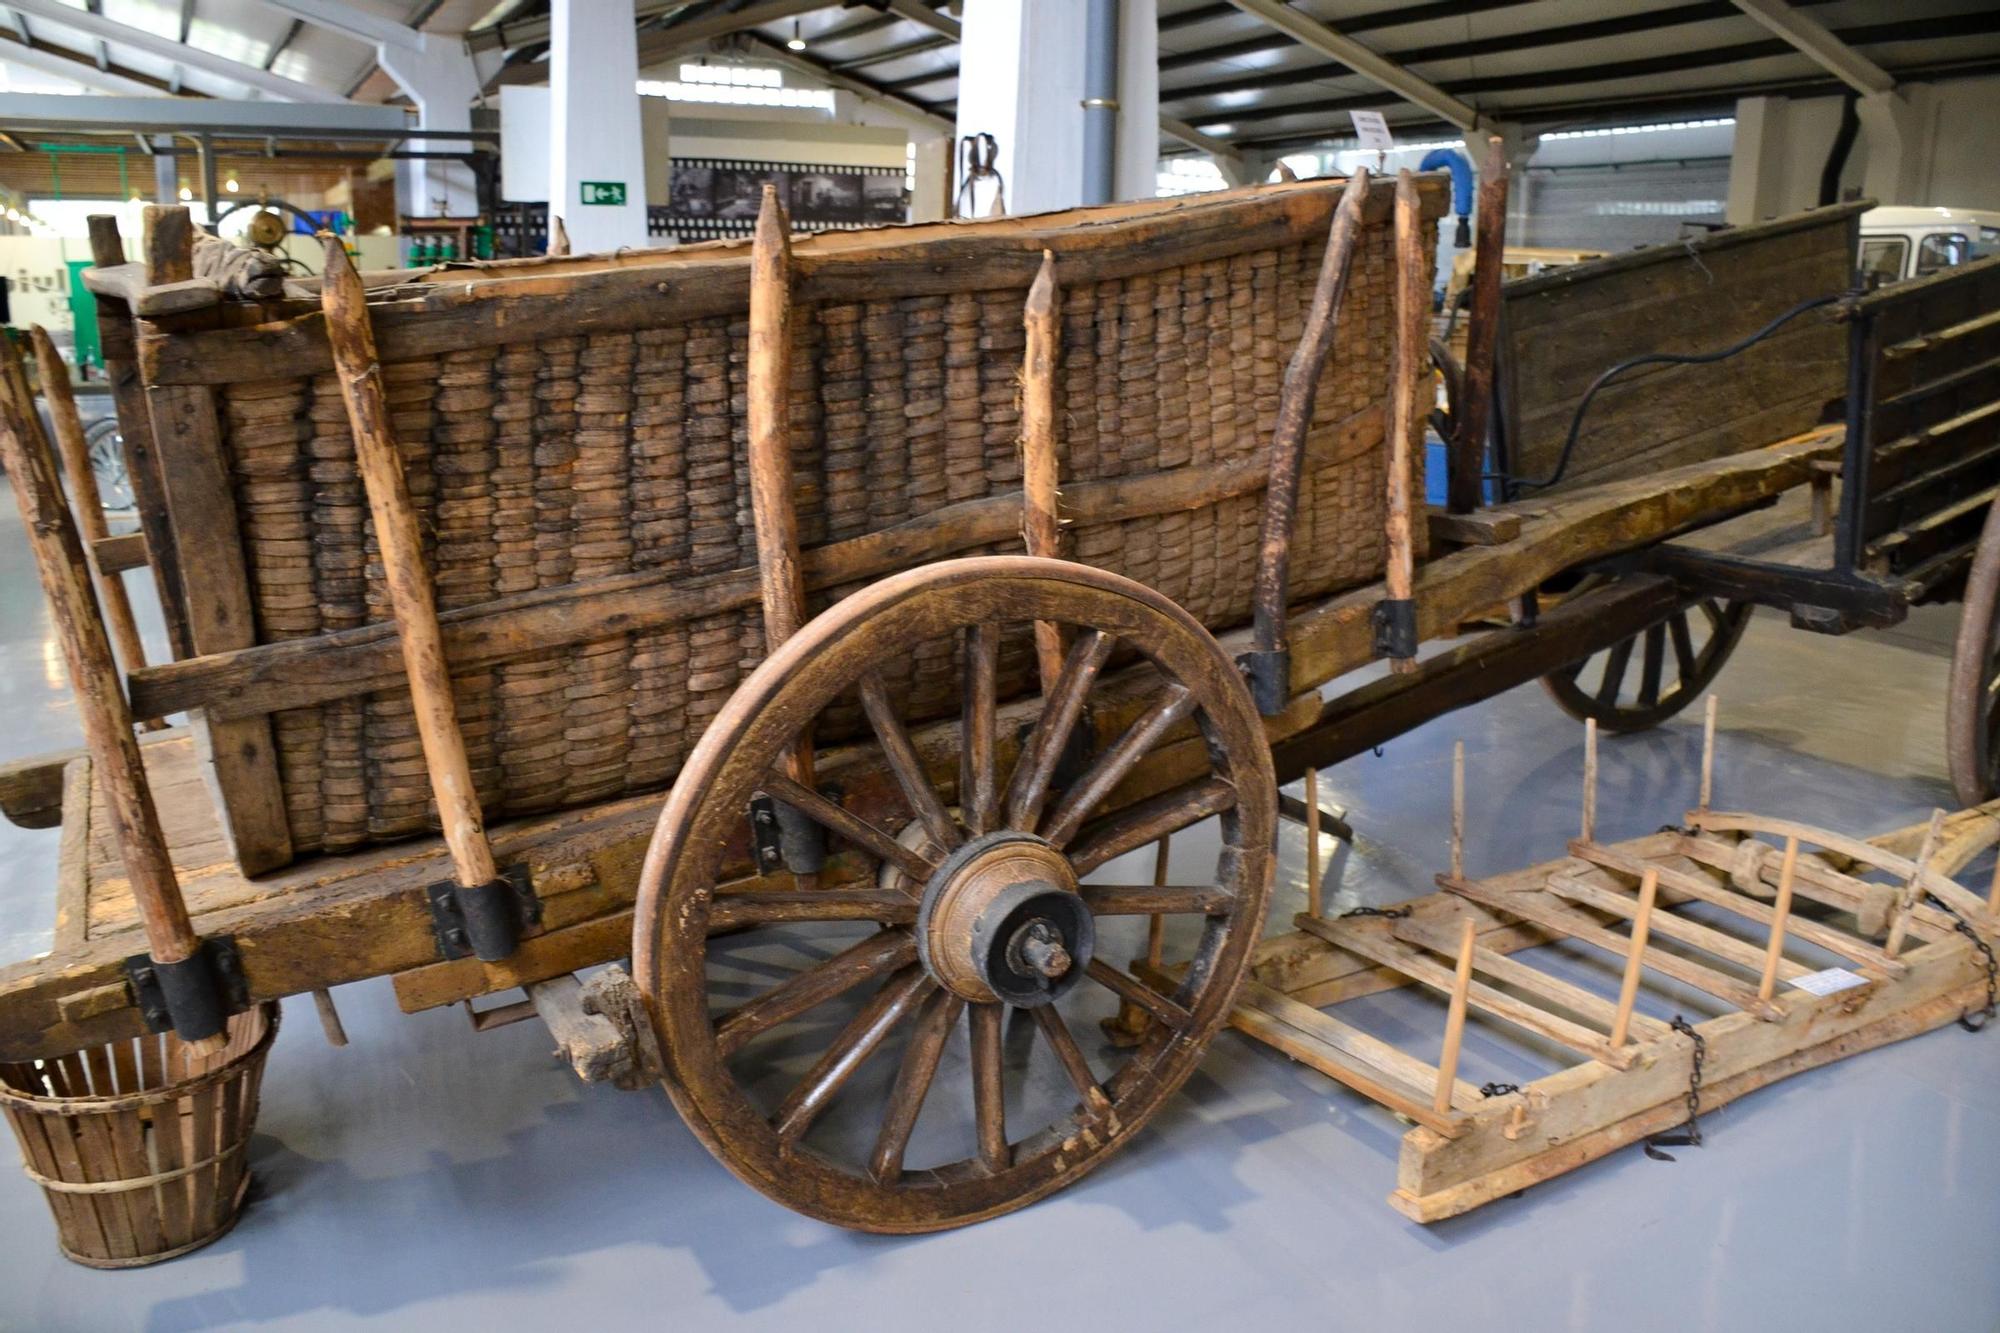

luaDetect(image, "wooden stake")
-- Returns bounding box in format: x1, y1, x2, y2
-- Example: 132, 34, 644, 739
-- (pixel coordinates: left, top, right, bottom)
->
1609, 867, 1659, 1046
1448, 134, 1508, 514
1145, 834, 1171, 969
28, 326, 160, 728
1757, 836, 1801, 1001
1451, 740, 1465, 880
318, 235, 497, 894
549, 215, 570, 257
1886, 810, 1945, 959
311, 988, 349, 1047
1434, 914, 1477, 1113
1383, 169, 1425, 676
1304, 768, 1323, 918
1582, 717, 1598, 842
1022, 249, 1067, 694
747, 188, 817, 793
0, 338, 196, 973
143, 204, 194, 285
1699, 692, 1718, 811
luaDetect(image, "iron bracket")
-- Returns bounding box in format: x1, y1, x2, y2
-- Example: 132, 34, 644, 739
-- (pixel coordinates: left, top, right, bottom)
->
427, 863, 539, 962
1372, 597, 1418, 660
124, 936, 249, 1041
1238, 648, 1291, 717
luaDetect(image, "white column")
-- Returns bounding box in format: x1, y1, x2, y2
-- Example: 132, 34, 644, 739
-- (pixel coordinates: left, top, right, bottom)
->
954, 0, 1083, 215
1858, 88, 1931, 205
378, 37, 482, 221
547, 0, 648, 251
1725, 95, 1783, 225
1114, 0, 1159, 202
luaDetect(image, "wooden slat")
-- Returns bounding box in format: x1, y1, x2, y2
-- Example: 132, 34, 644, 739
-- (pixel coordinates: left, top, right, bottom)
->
1394, 915, 1672, 1041
1547, 872, 1808, 984
1689, 811, 1989, 922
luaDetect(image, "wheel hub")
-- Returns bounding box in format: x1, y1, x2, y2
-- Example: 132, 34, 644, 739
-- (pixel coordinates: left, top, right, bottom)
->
916, 833, 1093, 1007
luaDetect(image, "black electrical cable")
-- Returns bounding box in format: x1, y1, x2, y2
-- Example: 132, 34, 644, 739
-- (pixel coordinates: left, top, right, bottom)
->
1492, 290, 1847, 497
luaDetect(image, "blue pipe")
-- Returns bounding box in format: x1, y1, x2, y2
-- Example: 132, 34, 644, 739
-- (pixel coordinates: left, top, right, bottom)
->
1420, 147, 1473, 247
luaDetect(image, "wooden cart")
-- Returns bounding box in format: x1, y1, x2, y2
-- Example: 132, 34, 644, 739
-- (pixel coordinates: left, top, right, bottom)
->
0, 167, 1971, 1254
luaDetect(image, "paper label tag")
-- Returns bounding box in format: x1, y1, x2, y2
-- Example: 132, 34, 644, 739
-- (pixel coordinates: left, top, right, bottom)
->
1789, 967, 1869, 996
1350, 110, 1394, 154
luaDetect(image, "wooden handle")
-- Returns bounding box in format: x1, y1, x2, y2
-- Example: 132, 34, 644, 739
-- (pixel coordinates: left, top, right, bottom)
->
1448, 135, 1508, 514
1383, 169, 1425, 674
318, 234, 498, 891
0, 336, 195, 964
1022, 249, 1067, 694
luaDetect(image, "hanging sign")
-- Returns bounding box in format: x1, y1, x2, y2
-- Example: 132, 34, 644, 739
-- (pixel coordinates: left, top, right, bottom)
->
1349, 110, 1394, 154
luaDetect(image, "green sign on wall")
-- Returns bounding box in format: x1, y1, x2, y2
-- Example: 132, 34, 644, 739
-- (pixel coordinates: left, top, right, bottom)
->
580, 181, 627, 206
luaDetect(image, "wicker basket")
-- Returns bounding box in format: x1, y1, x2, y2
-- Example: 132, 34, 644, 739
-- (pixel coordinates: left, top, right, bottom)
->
0, 1003, 278, 1268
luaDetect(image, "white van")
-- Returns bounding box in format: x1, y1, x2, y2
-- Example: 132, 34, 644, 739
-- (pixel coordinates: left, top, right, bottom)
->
1858, 204, 2000, 285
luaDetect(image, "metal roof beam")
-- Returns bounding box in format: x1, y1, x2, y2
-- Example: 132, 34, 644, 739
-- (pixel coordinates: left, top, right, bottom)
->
1729, 0, 1892, 96
637, 0, 830, 60
1223, 0, 1483, 131
5, 0, 345, 100
0, 35, 165, 96
259, 0, 422, 52
264, 17, 303, 70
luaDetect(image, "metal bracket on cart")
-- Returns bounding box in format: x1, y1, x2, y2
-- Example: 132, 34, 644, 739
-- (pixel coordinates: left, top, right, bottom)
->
1372, 597, 1418, 660
124, 935, 250, 1039
1630, 544, 1908, 635
426, 863, 540, 962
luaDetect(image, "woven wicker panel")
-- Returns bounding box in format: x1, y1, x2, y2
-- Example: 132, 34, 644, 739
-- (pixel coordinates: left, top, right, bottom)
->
217, 216, 1433, 854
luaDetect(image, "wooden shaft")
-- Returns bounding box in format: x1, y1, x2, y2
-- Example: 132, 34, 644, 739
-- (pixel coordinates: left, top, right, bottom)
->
28, 326, 159, 725
1304, 767, 1322, 918
1886, 810, 1945, 959
1609, 867, 1659, 1046
1433, 914, 1477, 1113
1581, 717, 1598, 842
1022, 249, 1067, 694
1699, 692, 1718, 810
1383, 169, 1424, 675
1145, 834, 1170, 969
318, 235, 497, 891
747, 187, 817, 790
1251, 169, 1369, 657
1448, 135, 1508, 513
1756, 836, 1801, 1001
1450, 740, 1465, 880
0, 338, 196, 964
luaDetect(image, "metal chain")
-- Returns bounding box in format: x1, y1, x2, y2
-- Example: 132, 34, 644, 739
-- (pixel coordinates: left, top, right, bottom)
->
1479, 1082, 1520, 1098
1644, 1015, 1707, 1162
1923, 890, 1998, 1032
1338, 905, 1410, 920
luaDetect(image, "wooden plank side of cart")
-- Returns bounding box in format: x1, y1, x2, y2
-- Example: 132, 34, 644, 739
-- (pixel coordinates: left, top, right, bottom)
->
0, 425, 1841, 1062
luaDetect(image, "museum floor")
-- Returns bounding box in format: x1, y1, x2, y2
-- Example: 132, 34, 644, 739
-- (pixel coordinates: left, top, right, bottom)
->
1, 478, 1994, 1332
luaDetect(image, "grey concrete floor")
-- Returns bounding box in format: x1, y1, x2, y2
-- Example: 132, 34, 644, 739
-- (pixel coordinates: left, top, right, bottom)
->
1, 477, 1996, 1332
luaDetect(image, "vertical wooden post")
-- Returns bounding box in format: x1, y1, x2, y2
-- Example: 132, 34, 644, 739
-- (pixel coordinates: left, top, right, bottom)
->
1434, 914, 1477, 1114
142, 206, 292, 875
548, 215, 571, 257
1022, 249, 1067, 695
1581, 717, 1598, 842
1989, 844, 2000, 920
1304, 768, 1323, 918
1886, 810, 1945, 959
1757, 836, 1802, 1000
0, 337, 214, 1042
1609, 867, 1660, 1046
319, 235, 510, 955
28, 326, 158, 723
1145, 834, 1171, 970
1450, 740, 1465, 880
1448, 134, 1508, 514
1247, 169, 1369, 714
85, 214, 191, 660
1699, 692, 1718, 811
1382, 169, 1425, 675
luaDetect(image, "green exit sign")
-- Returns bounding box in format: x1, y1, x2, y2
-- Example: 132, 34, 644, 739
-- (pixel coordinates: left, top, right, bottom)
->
580, 181, 627, 206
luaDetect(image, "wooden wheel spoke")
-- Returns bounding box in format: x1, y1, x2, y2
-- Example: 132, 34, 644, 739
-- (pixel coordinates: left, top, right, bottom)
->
1030, 1004, 1109, 1111
761, 772, 935, 882
1039, 684, 1197, 848
1595, 636, 1634, 709
867, 988, 966, 1182
1004, 629, 1117, 831
1696, 598, 1724, 635
1669, 610, 1698, 681
1077, 883, 1231, 916
1067, 776, 1237, 876
772, 967, 931, 1147
859, 672, 961, 851
961, 623, 1001, 837
715, 928, 917, 1058
969, 1002, 1009, 1171
709, 887, 919, 931
1638, 624, 1666, 708
1084, 959, 1191, 1031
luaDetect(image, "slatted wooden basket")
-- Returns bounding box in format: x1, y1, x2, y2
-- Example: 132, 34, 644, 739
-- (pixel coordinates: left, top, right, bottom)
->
0, 1002, 277, 1268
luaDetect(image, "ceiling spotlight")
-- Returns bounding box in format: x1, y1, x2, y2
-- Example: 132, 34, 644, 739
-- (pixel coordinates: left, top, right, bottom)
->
787, 19, 806, 50
225, 177, 239, 193
178, 185, 192, 201
1202, 123, 1234, 136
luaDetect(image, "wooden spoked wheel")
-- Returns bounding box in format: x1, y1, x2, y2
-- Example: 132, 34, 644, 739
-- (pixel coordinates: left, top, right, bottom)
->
1541, 577, 1752, 732
1946, 496, 2000, 805
634, 556, 1275, 1232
